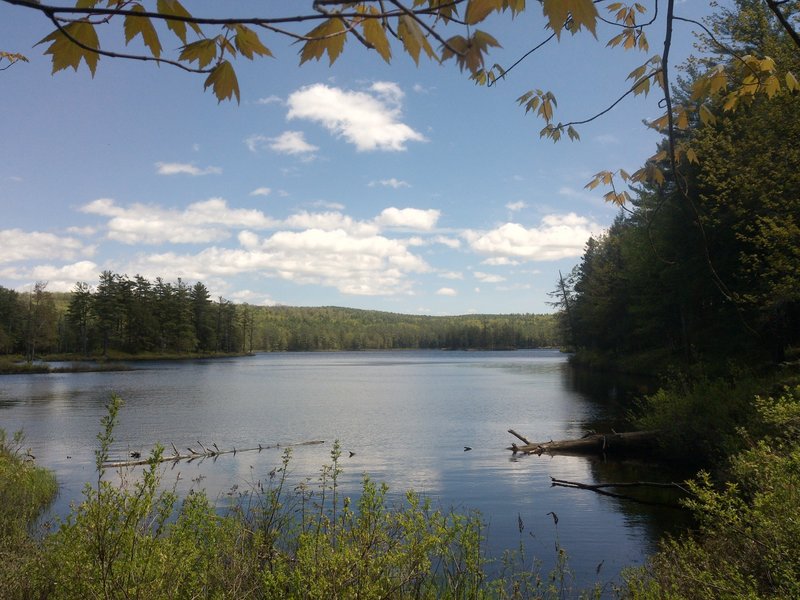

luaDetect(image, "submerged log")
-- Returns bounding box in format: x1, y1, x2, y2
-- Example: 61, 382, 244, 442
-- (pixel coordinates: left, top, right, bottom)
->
507, 430, 658, 456
102, 439, 325, 469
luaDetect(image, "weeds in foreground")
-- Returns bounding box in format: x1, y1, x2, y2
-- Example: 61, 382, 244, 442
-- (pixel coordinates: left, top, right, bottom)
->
1, 394, 596, 599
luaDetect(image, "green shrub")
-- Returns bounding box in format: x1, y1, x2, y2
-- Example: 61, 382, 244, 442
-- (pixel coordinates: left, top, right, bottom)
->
623, 386, 800, 599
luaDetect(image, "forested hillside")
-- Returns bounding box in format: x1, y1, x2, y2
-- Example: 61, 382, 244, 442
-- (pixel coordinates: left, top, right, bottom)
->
0, 273, 559, 359
554, 1, 800, 374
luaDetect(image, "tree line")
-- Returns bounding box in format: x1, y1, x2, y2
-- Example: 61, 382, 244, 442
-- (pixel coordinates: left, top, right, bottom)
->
0, 271, 560, 359
554, 0, 800, 373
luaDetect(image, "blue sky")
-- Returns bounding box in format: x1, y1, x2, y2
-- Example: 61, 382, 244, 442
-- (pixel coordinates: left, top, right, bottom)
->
0, 1, 716, 314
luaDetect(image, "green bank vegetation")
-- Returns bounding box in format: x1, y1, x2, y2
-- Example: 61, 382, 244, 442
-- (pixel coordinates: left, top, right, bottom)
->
0, 276, 560, 369
548, 1, 800, 597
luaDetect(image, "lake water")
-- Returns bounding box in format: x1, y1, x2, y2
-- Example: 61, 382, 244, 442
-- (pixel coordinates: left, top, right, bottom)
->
0, 350, 687, 589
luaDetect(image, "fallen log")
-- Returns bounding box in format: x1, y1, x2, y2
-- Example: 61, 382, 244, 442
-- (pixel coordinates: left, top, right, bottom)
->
508, 430, 658, 456
102, 439, 325, 469
550, 477, 689, 507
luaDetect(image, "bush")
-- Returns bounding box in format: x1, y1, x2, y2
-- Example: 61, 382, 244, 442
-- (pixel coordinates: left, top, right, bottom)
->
623, 386, 800, 598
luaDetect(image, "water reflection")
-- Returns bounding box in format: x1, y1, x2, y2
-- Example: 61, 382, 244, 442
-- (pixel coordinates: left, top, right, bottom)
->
1, 350, 681, 588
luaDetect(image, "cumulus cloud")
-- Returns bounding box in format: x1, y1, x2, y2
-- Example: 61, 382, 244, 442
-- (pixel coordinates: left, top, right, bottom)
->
439, 271, 463, 280
129, 228, 430, 296
506, 201, 527, 212
473, 271, 506, 283
432, 235, 460, 249
0, 261, 99, 291
282, 211, 379, 237
481, 257, 520, 266
0, 229, 93, 264
245, 131, 318, 156
250, 187, 272, 197
255, 95, 282, 105
436, 287, 457, 296
375, 207, 440, 230
464, 213, 603, 261
81, 197, 278, 245
270, 131, 319, 155
369, 178, 410, 189
155, 162, 221, 176
287, 82, 425, 151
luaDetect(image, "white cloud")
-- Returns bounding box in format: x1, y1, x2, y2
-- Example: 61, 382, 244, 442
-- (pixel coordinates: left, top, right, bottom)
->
129, 228, 430, 296
481, 257, 519, 266
436, 287, 457, 296
0, 261, 99, 291
228, 289, 278, 305
474, 271, 506, 283
369, 178, 410, 189
282, 211, 379, 236
375, 207, 440, 230
439, 271, 463, 280
464, 213, 603, 261
0, 229, 93, 264
255, 95, 282, 105
270, 131, 319, 155
433, 235, 460, 249
245, 131, 318, 156
250, 187, 272, 197
287, 82, 425, 151
66, 225, 98, 236
155, 162, 221, 176
81, 197, 278, 245
506, 201, 527, 212
310, 200, 345, 210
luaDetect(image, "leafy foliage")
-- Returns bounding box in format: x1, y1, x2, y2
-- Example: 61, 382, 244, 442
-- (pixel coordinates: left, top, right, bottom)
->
624, 386, 800, 598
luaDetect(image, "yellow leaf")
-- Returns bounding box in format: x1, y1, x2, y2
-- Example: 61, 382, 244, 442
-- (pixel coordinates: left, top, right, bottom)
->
686, 147, 698, 164
676, 107, 689, 130
398, 15, 436, 65
698, 104, 716, 126
157, 0, 201, 44
764, 74, 780, 98
786, 71, 799, 92
465, 0, 500, 25
234, 25, 272, 60
300, 19, 347, 66
567, 0, 599, 37
37, 21, 100, 76
542, 0, 569, 38
723, 92, 738, 111
204, 60, 239, 103
124, 4, 162, 58
619, 169, 630, 181
567, 125, 580, 141
179, 38, 217, 68
361, 11, 391, 63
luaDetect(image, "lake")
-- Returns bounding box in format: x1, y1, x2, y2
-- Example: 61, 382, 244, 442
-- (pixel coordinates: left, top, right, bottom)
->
0, 349, 687, 589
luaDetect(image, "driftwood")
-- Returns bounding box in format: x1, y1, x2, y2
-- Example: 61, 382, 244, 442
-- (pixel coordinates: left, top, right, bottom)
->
550, 477, 689, 507
507, 429, 658, 456
102, 439, 325, 469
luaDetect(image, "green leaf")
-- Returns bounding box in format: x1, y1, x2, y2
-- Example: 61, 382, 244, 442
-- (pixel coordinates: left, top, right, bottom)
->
204, 60, 239, 103
36, 21, 100, 76
124, 4, 162, 58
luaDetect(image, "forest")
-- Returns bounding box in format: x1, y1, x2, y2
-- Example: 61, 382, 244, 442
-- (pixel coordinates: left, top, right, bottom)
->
0, 273, 560, 361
